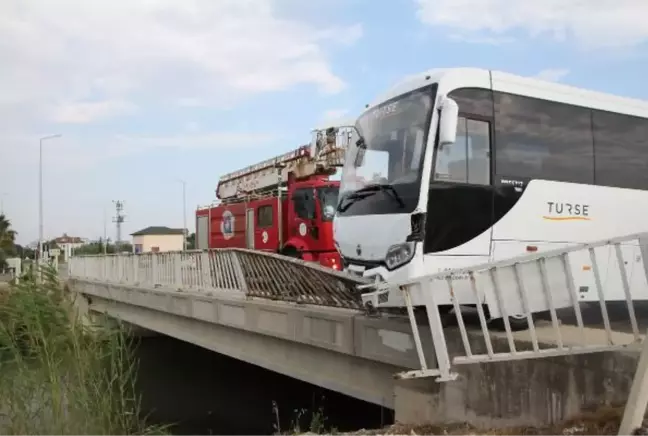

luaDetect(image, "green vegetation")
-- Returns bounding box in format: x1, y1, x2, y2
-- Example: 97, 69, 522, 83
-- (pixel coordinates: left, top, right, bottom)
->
0, 214, 18, 269
0, 214, 35, 268
187, 232, 196, 250
273, 399, 337, 435
73, 239, 134, 255
0, 264, 165, 434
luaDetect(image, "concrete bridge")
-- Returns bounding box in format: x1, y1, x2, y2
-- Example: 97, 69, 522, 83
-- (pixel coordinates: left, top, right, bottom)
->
67, 249, 643, 428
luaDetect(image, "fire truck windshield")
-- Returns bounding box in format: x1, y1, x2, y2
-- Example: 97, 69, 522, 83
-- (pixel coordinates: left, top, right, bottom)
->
317, 186, 339, 221
337, 84, 437, 217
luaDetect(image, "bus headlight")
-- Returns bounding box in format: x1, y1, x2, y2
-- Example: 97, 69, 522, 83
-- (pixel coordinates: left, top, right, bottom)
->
385, 242, 415, 270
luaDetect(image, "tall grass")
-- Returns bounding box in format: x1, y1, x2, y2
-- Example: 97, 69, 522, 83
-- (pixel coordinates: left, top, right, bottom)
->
0, 264, 164, 434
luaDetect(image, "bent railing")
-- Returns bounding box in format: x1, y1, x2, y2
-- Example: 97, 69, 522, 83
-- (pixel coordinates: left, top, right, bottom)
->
68, 248, 369, 310
359, 231, 648, 381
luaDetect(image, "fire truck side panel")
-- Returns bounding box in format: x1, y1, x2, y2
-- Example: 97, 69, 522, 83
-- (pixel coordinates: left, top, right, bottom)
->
209, 203, 248, 249
195, 207, 210, 250
195, 212, 209, 249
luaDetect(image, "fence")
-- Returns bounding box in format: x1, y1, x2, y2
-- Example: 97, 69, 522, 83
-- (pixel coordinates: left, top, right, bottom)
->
68, 248, 368, 309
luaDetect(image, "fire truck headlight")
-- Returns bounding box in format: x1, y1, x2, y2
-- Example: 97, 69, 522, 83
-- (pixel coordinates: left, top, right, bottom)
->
385, 242, 415, 271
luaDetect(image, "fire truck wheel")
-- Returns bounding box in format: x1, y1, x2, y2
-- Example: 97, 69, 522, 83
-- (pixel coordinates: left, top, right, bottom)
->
282, 246, 301, 259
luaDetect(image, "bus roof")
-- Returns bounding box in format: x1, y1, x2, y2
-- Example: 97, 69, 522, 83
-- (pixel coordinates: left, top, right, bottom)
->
367, 67, 648, 119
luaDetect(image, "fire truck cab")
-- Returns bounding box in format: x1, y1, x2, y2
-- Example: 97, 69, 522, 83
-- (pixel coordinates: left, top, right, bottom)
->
196, 127, 350, 269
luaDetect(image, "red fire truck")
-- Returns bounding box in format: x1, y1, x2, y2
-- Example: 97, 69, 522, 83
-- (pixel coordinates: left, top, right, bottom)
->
195, 128, 348, 269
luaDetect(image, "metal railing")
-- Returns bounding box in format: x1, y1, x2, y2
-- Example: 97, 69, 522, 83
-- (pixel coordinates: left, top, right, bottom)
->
360, 232, 648, 382
68, 248, 369, 309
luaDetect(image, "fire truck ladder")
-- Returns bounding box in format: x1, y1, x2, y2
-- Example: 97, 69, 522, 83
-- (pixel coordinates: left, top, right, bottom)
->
216, 123, 351, 201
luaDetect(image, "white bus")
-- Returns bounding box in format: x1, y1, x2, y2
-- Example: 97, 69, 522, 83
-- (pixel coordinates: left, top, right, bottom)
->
331, 67, 648, 326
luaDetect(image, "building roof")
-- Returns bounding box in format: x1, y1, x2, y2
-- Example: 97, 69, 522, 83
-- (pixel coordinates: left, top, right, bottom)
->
54, 233, 84, 244
130, 226, 185, 236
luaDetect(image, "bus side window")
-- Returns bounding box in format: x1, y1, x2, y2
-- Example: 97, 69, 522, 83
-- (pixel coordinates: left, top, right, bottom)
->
493, 91, 594, 184
592, 110, 648, 190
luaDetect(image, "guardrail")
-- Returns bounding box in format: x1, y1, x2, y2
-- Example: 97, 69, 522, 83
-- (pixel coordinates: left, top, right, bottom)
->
359, 232, 648, 434
360, 232, 648, 382
68, 248, 368, 309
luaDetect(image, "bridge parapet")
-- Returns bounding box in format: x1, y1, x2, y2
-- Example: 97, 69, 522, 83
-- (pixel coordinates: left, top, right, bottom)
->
69, 249, 369, 310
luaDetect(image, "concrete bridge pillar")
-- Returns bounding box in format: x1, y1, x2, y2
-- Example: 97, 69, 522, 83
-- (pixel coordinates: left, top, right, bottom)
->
392, 351, 638, 429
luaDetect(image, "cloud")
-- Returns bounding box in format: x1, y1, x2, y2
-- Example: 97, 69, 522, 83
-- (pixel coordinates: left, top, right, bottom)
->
447, 33, 514, 46
533, 68, 570, 82
2, 131, 277, 169
51, 100, 138, 124
0, 0, 361, 132
321, 108, 350, 122
415, 0, 648, 49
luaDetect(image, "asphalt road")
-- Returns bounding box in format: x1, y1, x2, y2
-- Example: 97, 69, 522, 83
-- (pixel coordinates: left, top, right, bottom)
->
547, 300, 648, 334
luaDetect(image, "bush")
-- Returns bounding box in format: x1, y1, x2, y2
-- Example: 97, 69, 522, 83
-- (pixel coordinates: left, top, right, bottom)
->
0, 264, 165, 434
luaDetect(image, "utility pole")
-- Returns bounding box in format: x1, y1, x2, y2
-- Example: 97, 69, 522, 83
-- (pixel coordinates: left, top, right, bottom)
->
103, 207, 107, 254
38, 134, 61, 278
112, 200, 126, 253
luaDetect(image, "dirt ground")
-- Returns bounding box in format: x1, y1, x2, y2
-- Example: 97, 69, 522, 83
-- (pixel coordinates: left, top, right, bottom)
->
347, 406, 645, 435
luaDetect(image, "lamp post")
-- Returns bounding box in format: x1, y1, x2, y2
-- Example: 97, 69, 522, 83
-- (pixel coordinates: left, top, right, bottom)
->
39, 134, 62, 268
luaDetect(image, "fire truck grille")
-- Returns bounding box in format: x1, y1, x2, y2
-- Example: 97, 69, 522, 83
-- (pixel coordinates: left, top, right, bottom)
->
230, 249, 369, 309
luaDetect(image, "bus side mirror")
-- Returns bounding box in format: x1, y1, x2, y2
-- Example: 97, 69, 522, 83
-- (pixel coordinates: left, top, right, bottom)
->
438, 97, 459, 147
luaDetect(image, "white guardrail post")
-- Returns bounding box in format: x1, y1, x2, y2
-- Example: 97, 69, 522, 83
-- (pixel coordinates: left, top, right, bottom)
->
173, 252, 182, 288
151, 253, 158, 286
619, 331, 648, 435
200, 251, 211, 289
132, 254, 139, 284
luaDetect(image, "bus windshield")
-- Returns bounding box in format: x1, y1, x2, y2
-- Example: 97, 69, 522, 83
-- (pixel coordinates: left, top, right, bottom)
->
337, 85, 436, 216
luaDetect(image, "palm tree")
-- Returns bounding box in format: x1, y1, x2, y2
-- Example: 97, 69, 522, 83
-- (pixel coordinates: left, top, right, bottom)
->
0, 213, 17, 268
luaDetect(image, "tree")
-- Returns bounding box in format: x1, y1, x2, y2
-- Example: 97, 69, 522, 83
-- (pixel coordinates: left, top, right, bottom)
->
73, 241, 105, 256
14, 244, 35, 260
0, 214, 17, 268
73, 239, 134, 256
187, 232, 196, 250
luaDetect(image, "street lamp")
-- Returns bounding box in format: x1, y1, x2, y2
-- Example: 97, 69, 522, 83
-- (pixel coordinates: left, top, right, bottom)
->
39, 134, 62, 265
177, 179, 187, 251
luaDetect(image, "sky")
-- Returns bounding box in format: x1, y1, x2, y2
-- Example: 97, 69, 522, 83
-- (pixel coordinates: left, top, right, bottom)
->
2, 0, 648, 245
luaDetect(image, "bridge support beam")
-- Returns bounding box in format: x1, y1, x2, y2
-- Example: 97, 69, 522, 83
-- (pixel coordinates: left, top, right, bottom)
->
72, 291, 159, 338
84, 294, 399, 408
68, 279, 644, 429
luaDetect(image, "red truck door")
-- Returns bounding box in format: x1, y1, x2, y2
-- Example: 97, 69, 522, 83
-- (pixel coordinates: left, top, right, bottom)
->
289, 187, 320, 254
254, 202, 279, 251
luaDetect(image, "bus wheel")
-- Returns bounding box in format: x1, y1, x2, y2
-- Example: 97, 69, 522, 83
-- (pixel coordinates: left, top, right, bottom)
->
483, 306, 529, 331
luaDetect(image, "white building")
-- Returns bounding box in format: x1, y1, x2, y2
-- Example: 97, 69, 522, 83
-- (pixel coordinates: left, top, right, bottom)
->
131, 226, 185, 253
52, 233, 87, 262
